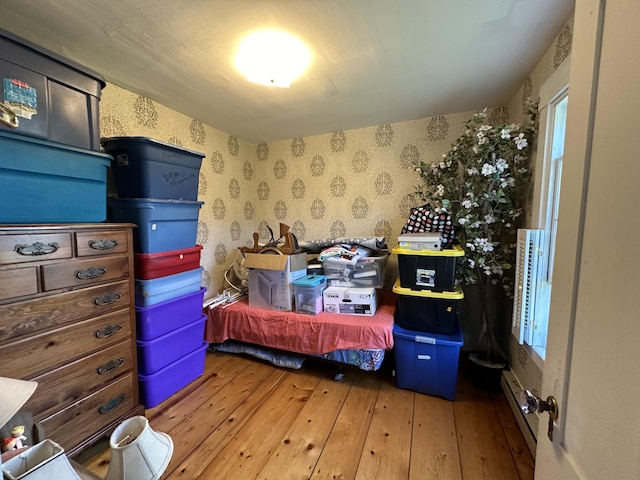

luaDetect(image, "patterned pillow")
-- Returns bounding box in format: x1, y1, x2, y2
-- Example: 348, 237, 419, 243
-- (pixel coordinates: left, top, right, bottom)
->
401, 204, 454, 247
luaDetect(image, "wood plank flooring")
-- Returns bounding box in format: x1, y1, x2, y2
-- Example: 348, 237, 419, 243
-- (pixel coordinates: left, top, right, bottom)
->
76, 350, 535, 480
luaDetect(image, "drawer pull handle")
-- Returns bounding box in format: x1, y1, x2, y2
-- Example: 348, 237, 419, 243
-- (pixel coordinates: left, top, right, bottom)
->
14, 242, 59, 256
98, 394, 126, 414
94, 292, 122, 306
95, 324, 123, 338
97, 357, 125, 375
89, 239, 119, 251
73, 267, 107, 280
75, 266, 107, 280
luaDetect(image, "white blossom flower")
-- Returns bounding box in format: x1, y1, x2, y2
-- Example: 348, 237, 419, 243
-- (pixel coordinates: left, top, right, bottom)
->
475, 238, 494, 253
515, 133, 528, 150
481, 163, 497, 176
412, 100, 536, 314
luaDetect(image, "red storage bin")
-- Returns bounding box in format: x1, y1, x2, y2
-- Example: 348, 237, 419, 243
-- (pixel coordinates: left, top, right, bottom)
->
134, 245, 202, 280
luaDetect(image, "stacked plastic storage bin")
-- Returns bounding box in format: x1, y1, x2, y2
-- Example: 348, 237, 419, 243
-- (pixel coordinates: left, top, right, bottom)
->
391, 235, 465, 400
103, 136, 207, 408
0, 28, 111, 223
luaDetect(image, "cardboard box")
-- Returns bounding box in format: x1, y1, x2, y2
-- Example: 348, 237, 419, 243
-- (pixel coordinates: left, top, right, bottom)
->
397, 232, 443, 251
323, 286, 377, 316
245, 252, 307, 311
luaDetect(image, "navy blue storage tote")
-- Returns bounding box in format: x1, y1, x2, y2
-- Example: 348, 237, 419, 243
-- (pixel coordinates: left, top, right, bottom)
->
101, 136, 204, 201
108, 198, 203, 253
393, 321, 464, 400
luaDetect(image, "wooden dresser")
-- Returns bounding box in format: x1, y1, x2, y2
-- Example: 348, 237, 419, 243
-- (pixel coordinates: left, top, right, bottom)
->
0, 224, 145, 455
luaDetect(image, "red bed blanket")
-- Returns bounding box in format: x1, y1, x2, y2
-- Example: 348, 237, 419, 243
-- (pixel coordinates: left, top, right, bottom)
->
205, 290, 396, 355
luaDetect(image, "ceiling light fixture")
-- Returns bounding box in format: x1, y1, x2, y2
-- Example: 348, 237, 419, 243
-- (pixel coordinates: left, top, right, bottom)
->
235, 30, 311, 88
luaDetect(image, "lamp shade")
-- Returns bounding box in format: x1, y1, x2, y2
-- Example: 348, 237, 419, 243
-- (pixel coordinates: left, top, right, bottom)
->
104, 416, 173, 480
2, 439, 81, 480
0, 377, 37, 429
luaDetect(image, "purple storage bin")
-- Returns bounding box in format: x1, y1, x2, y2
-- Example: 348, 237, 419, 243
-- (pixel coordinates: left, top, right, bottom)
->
138, 341, 207, 408
136, 287, 206, 341
137, 314, 206, 375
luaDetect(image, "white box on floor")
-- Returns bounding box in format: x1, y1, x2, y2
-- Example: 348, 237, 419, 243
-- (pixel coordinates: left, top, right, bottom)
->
323, 286, 377, 315
245, 252, 307, 311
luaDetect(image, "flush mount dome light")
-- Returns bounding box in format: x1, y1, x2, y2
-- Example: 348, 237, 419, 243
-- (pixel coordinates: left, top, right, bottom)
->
235, 30, 311, 88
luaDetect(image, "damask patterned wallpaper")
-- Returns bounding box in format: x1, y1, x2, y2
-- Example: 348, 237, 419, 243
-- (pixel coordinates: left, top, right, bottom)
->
98, 17, 572, 396
249, 112, 489, 247
100, 86, 254, 296
99, 84, 491, 298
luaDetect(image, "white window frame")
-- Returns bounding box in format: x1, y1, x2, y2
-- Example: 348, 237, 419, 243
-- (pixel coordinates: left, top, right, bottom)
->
527, 55, 571, 369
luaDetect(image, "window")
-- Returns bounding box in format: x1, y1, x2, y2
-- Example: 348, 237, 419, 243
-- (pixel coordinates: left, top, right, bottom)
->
523, 56, 570, 365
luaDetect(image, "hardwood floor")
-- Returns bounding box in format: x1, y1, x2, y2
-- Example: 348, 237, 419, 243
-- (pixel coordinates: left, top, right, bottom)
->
76, 350, 534, 480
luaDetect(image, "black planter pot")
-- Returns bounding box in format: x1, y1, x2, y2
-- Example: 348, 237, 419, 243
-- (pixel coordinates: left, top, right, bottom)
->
468, 352, 506, 392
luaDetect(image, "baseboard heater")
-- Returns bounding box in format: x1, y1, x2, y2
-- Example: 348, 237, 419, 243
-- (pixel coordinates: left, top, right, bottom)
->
500, 370, 538, 458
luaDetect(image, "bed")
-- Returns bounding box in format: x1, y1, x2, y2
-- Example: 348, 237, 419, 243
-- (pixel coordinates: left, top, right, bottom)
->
205, 289, 396, 371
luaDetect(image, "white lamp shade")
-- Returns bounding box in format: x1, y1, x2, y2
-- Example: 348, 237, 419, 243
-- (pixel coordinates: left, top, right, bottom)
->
104, 416, 173, 480
0, 377, 37, 429
2, 439, 80, 480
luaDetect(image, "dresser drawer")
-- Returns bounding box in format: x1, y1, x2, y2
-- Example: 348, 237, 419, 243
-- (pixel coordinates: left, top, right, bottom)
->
0, 309, 132, 379
0, 280, 131, 341
38, 373, 137, 452
75, 230, 130, 257
42, 254, 130, 291
0, 265, 38, 301
0, 232, 72, 265
23, 340, 134, 419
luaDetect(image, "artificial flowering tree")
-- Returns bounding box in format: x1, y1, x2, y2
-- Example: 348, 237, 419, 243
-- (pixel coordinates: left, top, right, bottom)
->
414, 103, 537, 367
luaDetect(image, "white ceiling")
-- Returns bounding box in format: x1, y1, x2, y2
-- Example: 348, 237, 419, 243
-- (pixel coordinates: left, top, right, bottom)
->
0, 0, 574, 143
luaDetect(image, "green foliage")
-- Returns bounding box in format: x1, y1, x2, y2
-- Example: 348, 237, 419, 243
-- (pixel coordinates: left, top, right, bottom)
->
414, 103, 538, 361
